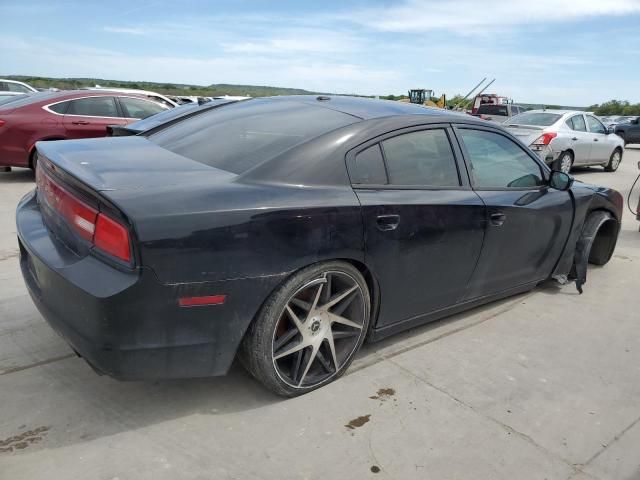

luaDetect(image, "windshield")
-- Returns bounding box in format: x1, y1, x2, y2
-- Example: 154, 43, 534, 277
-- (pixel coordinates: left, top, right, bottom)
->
149, 98, 358, 174
505, 112, 562, 127
477, 105, 509, 116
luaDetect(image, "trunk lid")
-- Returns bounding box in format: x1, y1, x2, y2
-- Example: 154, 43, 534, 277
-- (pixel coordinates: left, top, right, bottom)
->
503, 125, 546, 146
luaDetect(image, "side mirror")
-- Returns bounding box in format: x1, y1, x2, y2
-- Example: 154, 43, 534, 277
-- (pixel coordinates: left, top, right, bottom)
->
607, 125, 614, 134
549, 170, 573, 191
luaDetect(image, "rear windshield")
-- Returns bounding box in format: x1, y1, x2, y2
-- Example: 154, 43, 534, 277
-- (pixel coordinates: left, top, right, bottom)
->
0, 91, 60, 110
506, 112, 562, 126
130, 99, 235, 132
149, 99, 358, 174
477, 105, 509, 116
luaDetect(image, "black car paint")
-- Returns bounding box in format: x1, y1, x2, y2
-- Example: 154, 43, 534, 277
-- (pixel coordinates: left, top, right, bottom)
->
614, 118, 640, 144
16, 96, 623, 380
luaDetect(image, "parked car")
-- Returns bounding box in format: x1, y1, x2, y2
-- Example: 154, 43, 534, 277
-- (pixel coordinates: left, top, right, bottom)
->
107, 98, 241, 137
83, 86, 178, 108
17, 96, 623, 395
614, 117, 640, 145
0, 90, 169, 169
473, 104, 527, 123
0, 78, 38, 94
504, 110, 625, 173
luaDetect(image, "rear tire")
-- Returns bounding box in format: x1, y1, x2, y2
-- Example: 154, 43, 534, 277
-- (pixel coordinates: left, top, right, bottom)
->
240, 261, 370, 397
604, 149, 622, 172
553, 151, 573, 174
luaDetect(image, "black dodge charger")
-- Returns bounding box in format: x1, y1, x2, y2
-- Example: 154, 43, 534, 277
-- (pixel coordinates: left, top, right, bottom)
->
17, 96, 622, 396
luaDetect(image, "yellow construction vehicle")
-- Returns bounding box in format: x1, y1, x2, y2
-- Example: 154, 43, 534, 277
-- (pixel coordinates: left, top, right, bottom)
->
399, 89, 447, 108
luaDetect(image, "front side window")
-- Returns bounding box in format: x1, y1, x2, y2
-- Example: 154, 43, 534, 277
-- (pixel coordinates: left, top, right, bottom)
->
567, 115, 586, 132
459, 129, 544, 189
586, 115, 606, 134
381, 129, 460, 187
66, 97, 119, 118
119, 97, 167, 119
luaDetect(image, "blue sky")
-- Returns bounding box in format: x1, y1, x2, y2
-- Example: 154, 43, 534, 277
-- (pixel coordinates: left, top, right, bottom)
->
2, 0, 640, 105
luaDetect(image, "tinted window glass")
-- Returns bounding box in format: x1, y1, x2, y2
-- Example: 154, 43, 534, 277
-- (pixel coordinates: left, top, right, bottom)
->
352, 144, 387, 184
67, 97, 119, 117
477, 105, 509, 116
586, 115, 606, 134
506, 112, 562, 126
149, 99, 357, 174
566, 115, 586, 132
120, 97, 167, 119
381, 129, 460, 187
459, 129, 543, 188
48, 101, 70, 114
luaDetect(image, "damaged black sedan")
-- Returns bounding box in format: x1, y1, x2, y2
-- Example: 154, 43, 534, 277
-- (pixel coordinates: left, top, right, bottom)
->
16, 96, 622, 396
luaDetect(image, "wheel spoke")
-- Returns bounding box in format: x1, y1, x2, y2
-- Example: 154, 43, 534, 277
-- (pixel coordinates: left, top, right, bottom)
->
309, 281, 324, 312
325, 329, 339, 370
321, 285, 358, 311
332, 329, 360, 340
328, 312, 363, 330
273, 327, 299, 352
290, 297, 312, 312
298, 343, 320, 387
291, 349, 304, 383
274, 339, 308, 360
285, 305, 304, 332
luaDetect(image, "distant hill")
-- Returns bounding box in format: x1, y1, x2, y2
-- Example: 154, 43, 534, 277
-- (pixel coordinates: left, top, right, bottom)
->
1, 75, 323, 97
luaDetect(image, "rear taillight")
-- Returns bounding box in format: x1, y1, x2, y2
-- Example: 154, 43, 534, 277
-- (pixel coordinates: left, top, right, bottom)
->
531, 132, 557, 146
0, 119, 5, 127
94, 214, 131, 262
36, 164, 132, 263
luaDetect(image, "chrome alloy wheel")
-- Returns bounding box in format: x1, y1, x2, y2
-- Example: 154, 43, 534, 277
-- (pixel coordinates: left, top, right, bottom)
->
560, 153, 573, 174
610, 150, 621, 170
271, 271, 366, 389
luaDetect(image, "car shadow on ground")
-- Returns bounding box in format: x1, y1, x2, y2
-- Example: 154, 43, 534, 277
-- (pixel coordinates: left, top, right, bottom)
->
0, 168, 34, 184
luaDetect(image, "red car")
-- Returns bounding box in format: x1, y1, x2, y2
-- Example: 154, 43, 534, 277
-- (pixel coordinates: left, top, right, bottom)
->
0, 90, 169, 169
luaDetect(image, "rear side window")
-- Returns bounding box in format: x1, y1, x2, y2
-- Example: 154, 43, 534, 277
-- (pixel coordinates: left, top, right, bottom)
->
459, 129, 543, 189
48, 101, 70, 114
351, 144, 387, 184
119, 97, 167, 119
66, 97, 119, 118
149, 99, 358, 174
381, 129, 460, 187
566, 115, 586, 132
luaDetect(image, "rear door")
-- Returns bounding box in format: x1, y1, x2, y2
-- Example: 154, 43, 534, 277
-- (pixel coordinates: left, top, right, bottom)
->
62, 96, 127, 138
585, 115, 610, 163
564, 114, 592, 164
454, 126, 573, 299
348, 125, 486, 328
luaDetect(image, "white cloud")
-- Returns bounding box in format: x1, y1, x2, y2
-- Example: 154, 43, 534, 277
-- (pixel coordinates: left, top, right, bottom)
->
346, 0, 640, 33
103, 26, 150, 35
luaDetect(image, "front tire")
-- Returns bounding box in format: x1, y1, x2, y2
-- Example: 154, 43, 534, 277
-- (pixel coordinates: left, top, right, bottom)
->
240, 261, 370, 397
553, 151, 573, 174
604, 149, 622, 172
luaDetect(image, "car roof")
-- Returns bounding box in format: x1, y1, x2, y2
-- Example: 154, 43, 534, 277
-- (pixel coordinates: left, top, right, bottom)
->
523, 109, 586, 115
260, 95, 469, 121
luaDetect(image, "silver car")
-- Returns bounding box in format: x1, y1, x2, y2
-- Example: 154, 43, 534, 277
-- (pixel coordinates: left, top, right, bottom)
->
504, 110, 625, 173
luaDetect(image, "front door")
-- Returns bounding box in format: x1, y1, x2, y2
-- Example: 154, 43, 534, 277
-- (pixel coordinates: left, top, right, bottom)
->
454, 126, 574, 299
62, 96, 127, 139
585, 115, 610, 163
349, 126, 486, 328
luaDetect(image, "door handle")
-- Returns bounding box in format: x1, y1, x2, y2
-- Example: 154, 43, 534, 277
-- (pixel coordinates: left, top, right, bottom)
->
376, 214, 400, 231
71, 120, 90, 125
593, 138, 599, 142
490, 212, 506, 226
571, 137, 578, 141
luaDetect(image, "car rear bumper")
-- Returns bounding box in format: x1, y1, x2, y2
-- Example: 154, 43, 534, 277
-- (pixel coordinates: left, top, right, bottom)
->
531, 145, 560, 164
17, 190, 286, 380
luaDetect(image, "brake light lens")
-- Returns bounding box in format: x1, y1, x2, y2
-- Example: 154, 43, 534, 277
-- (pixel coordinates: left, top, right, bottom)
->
94, 214, 131, 262
531, 132, 557, 146
36, 164, 132, 263
0, 119, 5, 128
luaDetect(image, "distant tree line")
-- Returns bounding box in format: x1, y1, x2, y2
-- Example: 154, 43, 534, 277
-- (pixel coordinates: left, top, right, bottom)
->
587, 100, 640, 116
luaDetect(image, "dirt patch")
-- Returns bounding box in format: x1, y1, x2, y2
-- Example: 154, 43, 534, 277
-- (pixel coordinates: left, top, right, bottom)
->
345, 414, 371, 430
369, 388, 395, 401
0, 426, 50, 453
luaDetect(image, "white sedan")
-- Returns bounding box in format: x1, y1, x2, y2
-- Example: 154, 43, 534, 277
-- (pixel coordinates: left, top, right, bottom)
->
504, 110, 625, 173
